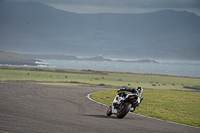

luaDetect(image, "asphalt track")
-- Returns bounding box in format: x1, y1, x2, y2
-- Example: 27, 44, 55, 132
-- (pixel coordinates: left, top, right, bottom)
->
0, 83, 199, 133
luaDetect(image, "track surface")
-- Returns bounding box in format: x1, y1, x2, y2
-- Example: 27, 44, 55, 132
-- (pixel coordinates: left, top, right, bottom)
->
0, 83, 199, 133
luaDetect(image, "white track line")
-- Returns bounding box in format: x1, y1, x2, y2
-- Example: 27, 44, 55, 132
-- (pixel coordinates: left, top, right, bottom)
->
87, 93, 109, 107
87, 92, 199, 129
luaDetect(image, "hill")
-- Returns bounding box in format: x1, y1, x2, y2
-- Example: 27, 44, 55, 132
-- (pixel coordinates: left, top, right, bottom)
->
21, 53, 158, 63
0, 50, 40, 66
0, 1, 200, 60
0, 50, 158, 65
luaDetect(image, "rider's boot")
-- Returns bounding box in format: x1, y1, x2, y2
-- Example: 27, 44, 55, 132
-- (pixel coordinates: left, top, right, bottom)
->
130, 106, 135, 112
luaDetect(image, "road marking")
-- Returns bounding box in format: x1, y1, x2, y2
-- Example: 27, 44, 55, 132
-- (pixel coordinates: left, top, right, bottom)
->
87, 92, 109, 107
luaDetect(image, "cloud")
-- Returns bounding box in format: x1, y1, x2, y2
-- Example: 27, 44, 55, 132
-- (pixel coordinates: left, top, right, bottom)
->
11, 0, 200, 7
35, 0, 200, 7
8, 0, 200, 15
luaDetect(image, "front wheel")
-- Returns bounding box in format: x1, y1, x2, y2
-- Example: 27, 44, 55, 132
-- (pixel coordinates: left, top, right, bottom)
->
107, 106, 112, 116
117, 102, 131, 118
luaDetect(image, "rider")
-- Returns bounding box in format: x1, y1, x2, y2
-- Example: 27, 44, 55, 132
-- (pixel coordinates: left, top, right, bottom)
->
117, 86, 143, 112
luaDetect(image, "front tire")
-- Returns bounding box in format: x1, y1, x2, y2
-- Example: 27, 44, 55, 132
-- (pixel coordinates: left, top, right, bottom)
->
117, 103, 131, 118
107, 106, 112, 116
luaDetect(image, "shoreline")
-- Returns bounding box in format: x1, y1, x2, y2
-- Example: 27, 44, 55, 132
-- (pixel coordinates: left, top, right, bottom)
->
0, 60, 46, 66
0, 65, 199, 79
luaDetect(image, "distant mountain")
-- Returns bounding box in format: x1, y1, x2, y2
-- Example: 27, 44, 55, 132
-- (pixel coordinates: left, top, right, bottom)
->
22, 54, 79, 60
21, 53, 157, 63
0, 51, 158, 65
0, 50, 40, 65
21, 54, 112, 61
0, 1, 200, 60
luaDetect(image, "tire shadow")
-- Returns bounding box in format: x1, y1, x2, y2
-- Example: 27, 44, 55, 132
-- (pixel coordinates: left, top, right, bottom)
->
83, 114, 135, 120
83, 114, 118, 119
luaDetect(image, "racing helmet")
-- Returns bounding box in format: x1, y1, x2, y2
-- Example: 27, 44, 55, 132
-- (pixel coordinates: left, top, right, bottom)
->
136, 86, 143, 93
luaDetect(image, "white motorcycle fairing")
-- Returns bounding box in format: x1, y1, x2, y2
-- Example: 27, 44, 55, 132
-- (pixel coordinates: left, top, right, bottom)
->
111, 94, 119, 114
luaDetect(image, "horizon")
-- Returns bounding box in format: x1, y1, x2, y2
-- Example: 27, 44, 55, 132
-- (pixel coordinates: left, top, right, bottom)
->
1, 50, 200, 62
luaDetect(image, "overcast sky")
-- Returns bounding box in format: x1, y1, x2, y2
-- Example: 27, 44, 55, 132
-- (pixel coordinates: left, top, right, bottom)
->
8, 0, 200, 16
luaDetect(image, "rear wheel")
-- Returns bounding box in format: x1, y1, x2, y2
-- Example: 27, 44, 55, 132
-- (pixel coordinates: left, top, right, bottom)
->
107, 106, 112, 116
117, 102, 131, 118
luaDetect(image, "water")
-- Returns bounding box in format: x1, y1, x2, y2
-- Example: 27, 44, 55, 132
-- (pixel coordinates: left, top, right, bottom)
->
39, 59, 200, 77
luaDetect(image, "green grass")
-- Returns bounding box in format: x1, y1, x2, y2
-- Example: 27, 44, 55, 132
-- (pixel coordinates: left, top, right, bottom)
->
91, 89, 200, 127
0, 66, 200, 91
0, 66, 200, 127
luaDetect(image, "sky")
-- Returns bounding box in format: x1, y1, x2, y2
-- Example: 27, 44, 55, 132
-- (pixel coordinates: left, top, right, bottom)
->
7, 0, 200, 16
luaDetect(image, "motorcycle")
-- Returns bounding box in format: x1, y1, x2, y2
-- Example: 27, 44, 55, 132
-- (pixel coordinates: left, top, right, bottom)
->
106, 86, 143, 118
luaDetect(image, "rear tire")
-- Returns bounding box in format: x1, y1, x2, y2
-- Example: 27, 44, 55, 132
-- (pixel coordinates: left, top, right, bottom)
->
107, 106, 112, 116
117, 103, 131, 118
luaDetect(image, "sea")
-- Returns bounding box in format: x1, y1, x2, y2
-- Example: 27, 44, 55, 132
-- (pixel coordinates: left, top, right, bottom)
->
34, 59, 200, 77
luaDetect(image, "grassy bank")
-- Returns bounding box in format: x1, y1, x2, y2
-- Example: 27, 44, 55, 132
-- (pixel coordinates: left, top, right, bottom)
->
0, 66, 200, 91
91, 89, 200, 127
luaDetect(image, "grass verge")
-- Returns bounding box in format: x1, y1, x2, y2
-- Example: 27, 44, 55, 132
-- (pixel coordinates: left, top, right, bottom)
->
91, 89, 200, 127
